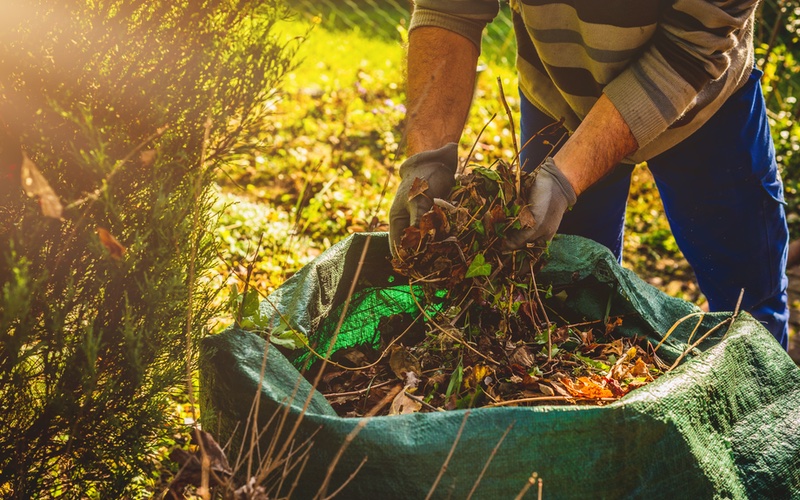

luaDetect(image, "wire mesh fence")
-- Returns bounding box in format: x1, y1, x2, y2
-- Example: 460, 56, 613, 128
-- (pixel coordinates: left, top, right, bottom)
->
289, 0, 799, 110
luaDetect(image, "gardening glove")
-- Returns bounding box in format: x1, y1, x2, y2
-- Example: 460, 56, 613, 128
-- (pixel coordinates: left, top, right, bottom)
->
504, 157, 577, 250
389, 142, 458, 257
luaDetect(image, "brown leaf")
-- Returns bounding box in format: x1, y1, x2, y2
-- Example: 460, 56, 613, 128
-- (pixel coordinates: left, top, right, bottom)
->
482, 204, 506, 235
96, 227, 127, 260
605, 316, 624, 335
407, 177, 429, 200
20, 154, 62, 219
389, 345, 421, 381
389, 389, 422, 415
631, 357, 649, 377
538, 383, 555, 396
418, 204, 450, 236
518, 205, 536, 229
508, 345, 535, 368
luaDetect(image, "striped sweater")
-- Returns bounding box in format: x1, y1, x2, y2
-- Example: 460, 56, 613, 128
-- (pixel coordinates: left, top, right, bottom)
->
410, 0, 758, 163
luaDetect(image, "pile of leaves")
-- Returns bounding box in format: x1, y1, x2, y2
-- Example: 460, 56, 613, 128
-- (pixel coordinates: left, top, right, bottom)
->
315, 155, 667, 417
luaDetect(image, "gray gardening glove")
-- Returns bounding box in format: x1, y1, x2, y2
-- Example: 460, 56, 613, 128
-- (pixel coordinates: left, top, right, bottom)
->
505, 157, 577, 250
389, 142, 458, 257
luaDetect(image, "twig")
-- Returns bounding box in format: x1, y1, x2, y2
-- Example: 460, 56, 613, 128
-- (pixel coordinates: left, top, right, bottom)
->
425, 410, 470, 500
322, 379, 396, 398
464, 113, 497, 174
323, 456, 369, 500
466, 422, 514, 500
651, 311, 706, 353
496, 77, 520, 192
485, 396, 617, 407
186, 115, 213, 500
723, 288, 745, 338
667, 317, 733, 372
514, 472, 539, 500
409, 282, 501, 365
529, 260, 552, 359
315, 385, 401, 499
403, 390, 445, 412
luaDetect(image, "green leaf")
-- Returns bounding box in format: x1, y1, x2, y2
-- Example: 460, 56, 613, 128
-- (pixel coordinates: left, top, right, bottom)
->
270, 327, 308, 350
471, 220, 485, 236
465, 253, 492, 278
446, 361, 463, 399
240, 289, 260, 318
473, 166, 501, 181
573, 352, 610, 371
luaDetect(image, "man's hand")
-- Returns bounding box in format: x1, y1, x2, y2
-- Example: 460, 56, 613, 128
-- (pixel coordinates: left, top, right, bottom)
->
389, 142, 458, 256
504, 157, 577, 250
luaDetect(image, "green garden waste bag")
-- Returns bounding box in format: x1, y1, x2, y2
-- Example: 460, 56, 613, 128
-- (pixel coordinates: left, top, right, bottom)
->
200, 233, 800, 499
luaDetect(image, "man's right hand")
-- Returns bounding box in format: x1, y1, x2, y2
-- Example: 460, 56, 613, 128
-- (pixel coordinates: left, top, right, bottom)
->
389, 142, 458, 257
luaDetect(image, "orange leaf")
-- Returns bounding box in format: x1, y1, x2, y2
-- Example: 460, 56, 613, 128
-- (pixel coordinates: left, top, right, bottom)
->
560, 375, 614, 399
96, 227, 127, 260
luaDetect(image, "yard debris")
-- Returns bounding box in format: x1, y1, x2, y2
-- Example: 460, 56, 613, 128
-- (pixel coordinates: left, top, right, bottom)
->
312, 155, 664, 417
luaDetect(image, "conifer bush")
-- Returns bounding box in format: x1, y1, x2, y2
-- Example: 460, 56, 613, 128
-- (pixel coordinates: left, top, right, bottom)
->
0, 0, 295, 496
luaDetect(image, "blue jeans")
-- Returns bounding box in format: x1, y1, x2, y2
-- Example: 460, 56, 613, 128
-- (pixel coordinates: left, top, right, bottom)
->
519, 69, 790, 349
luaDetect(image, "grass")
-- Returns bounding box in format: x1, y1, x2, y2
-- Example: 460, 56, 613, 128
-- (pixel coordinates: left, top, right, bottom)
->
212, 14, 698, 312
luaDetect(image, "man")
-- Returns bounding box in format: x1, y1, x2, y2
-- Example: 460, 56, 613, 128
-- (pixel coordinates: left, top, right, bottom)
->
389, 0, 790, 349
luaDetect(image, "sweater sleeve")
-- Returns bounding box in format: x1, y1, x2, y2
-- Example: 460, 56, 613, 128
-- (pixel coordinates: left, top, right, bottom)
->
410, 0, 500, 50
603, 0, 758, 149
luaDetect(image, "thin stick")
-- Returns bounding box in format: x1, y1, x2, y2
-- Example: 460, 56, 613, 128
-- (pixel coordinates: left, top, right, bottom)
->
185, 116, 212, 500
403, 390, 445, 412
723, 288, 745, 338
667, 317, 733, 372
496, 77, 519, 177
485, 396, 617, 407
466, 422, 514, 500
514, 472, 539, 500
651, 311, 707, 353
529, 260, 552, 359
464, 113, 497, 174
323, 456, 369, 500
409, 283, 500, 365
425, 410, 470, 500
315, 385, 401, 499
322, 379, 396, 398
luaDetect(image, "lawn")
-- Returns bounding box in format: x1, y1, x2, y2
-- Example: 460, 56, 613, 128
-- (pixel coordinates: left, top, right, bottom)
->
212, 12, 701, 319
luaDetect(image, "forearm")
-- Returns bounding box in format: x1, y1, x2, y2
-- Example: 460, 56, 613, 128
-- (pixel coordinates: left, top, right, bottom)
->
553, 94, 638, 196
405, 26, 479, 156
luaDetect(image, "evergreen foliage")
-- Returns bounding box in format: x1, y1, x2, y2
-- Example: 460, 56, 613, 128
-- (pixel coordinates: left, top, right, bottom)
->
0, 0, 295, 496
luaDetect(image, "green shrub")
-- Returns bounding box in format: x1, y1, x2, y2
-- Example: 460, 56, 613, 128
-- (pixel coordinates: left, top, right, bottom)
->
0, 0, 295, 496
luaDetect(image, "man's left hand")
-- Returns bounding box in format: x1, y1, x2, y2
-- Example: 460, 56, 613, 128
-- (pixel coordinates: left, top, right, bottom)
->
504, 157, 577, 250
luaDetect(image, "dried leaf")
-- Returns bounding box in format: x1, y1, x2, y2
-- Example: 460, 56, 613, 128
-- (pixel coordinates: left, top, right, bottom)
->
518, 205, 536, 229
20, 154, 62, 219
389, 345, 421, 380
464, 364, 491, 390
407, 177, 429, 200
605, 316, 624, 335
631, 357, 649, 377
561, 376, 614, 399
96, 227, 126, 260
389, 389, 422, 415
538, 383, 555, 396
508, 345, 535, 368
